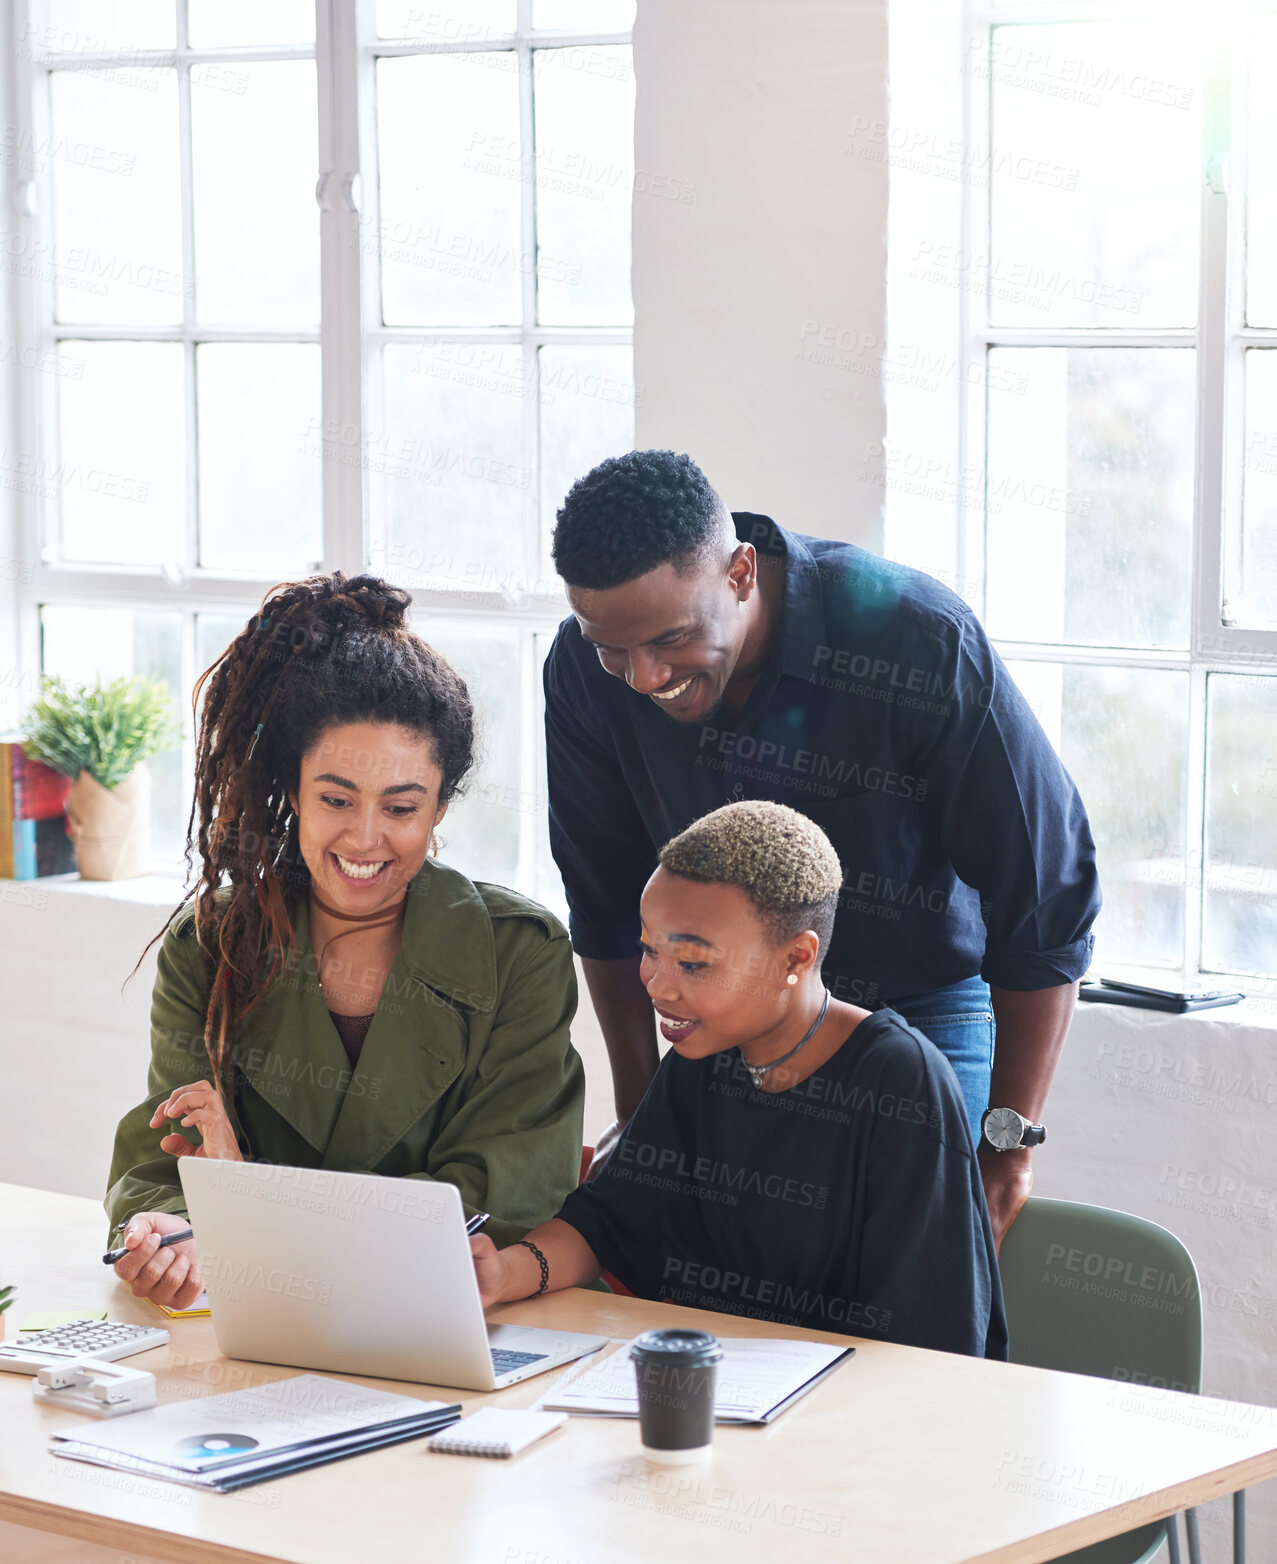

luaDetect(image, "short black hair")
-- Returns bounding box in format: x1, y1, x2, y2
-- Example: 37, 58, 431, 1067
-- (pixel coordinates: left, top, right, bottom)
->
552, 449, 730, 590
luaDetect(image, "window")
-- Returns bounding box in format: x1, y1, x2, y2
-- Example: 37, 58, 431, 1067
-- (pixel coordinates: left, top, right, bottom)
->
9, 0, 637, 900
886, 0, 1277, 985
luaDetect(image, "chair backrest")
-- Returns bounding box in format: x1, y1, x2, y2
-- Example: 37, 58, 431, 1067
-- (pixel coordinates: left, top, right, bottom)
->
999, 1196, 1203, 1394
999, 1199, 1203, 1564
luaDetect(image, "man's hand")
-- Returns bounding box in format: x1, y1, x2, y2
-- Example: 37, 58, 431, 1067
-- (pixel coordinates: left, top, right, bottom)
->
111, 1211, 203, 1310
150, 1081, 242, 1163
978, 1144, 1033, 1252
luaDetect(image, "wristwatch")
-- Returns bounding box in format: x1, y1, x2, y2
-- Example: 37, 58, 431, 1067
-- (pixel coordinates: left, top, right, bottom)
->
981, 1106, 1047, 1152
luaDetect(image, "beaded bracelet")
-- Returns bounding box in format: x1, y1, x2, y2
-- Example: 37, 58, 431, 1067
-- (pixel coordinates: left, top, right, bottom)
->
513, 1238, 549, 1297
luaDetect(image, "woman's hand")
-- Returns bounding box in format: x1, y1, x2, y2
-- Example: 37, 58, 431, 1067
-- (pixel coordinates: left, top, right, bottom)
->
111, 1211, 204, 1310
470, 1234, 512, 1308
150, 1080, 242, 1163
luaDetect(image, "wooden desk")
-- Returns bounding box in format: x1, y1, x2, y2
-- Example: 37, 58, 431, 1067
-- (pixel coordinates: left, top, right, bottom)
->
1, 1181, 1274, 1564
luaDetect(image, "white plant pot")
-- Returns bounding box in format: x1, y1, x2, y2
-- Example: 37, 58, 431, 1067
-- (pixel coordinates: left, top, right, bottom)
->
66, 765, 152, 880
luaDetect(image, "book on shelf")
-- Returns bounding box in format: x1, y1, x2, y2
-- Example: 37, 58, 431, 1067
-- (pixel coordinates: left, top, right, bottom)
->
0, 736, 74, 880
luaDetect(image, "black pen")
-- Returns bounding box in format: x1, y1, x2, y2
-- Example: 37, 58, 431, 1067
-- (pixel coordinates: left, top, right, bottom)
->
465, 1212, 490, 1236
102, 1227, 194, 1266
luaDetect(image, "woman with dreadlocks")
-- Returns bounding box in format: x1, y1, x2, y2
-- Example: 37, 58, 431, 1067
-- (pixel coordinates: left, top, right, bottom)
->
105, 572, 585, 1311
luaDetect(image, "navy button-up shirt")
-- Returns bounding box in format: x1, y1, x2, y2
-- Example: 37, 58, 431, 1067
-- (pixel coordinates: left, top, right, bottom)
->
544, 514, 1100, 1005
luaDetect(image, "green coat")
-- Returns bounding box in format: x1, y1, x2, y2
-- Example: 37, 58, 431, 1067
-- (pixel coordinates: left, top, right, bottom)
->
105, 858, 586, 1251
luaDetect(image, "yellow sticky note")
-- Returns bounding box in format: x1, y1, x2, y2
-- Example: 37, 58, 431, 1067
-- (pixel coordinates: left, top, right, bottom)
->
148, 1291, 211, 1318
20, 1310, 107, 1331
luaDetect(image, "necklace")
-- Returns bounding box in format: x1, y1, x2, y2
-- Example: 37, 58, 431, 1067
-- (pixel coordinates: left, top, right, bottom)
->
308, 887, 405, 996
308, 886, 406, 929
743, 988, 830, 1089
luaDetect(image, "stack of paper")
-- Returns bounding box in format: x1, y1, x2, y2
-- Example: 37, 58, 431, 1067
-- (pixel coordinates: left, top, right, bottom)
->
50, 1373, 460, 1491
541, 1337, 853, 1425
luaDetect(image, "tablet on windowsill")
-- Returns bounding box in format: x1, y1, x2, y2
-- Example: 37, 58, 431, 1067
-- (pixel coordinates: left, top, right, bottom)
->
1079, 979, 1245, 1013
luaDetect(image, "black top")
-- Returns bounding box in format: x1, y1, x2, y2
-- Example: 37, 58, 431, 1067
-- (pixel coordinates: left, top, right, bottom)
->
544, 513, 1100, 1005
558, 1009, 1008, 1359
327, 1010, 374, 1068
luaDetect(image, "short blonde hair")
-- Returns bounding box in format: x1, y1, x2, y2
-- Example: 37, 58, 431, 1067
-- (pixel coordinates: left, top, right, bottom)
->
658, 801, 843, 953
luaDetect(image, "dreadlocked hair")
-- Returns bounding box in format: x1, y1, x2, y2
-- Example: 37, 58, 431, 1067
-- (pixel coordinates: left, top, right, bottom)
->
136, 571, 475, 1097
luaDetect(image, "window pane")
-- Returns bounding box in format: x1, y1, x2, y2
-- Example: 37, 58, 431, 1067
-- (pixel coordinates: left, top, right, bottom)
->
415, 622, 522, 888
1246, 15, 1277, 327
986, 348, 1194, 649
1203, 675, 1277, 978
41, 1, 174, 51
379, 345, 527, 588
191, 61, 319, 326
538, 345, 635, 567
377, 54, 522, 326
533, 631, 566, 916
1007, 661, 1188, 970
376, 1, 515, 38
187, 1, 315, 48
40, 605, 185, 862
1237, 351, 1277, 627
987, 24, 1199, 327
533, 46, 634, 326
49, 69, 183, 325
196, 614, 245, 681
196, 344, 322, 573
57, 341, 185, 565
534, 0, 636, 28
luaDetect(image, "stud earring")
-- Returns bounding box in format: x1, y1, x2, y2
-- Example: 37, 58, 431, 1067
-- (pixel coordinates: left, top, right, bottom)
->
786, 973, 798, 986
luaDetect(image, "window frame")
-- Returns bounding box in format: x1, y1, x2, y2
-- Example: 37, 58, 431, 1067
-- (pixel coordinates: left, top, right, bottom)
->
5, 0, 635, 900
958, 1, 1277, 985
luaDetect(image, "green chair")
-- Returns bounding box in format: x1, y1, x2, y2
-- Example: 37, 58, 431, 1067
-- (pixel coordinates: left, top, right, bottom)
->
998, 1197, 1204, 1564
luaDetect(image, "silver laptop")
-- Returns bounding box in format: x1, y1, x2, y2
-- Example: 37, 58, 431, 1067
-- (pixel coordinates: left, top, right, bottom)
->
178, 1159, 609, 1391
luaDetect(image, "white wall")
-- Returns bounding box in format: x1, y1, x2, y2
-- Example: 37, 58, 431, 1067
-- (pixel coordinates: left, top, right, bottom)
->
1033, 1001, 1277, 1561
632, 0, 888, 550
0, 11, 23, 735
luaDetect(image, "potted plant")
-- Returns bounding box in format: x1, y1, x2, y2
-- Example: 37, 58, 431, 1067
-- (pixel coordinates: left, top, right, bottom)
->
22, 675, 180, 880
0, 1284, 13, 1343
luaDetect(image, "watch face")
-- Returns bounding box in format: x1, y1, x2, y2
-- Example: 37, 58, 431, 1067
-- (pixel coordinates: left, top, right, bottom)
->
984, 1107, 1024, 1151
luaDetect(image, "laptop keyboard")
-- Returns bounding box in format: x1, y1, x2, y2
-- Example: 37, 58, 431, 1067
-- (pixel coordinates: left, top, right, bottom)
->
490, 1348, 549, 1374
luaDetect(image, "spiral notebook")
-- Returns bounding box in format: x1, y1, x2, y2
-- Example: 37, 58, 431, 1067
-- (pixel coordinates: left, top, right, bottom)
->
427, 1409, 566, 1458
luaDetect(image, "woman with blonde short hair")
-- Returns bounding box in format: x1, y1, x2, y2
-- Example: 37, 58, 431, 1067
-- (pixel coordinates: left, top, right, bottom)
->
472, 799, 1007, 1358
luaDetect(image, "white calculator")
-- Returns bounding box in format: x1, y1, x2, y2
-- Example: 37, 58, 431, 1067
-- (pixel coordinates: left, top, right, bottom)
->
0, 1319, 169, 1374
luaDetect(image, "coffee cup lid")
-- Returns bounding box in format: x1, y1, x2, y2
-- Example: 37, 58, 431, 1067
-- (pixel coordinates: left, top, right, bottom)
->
630, 1329, 724, 1367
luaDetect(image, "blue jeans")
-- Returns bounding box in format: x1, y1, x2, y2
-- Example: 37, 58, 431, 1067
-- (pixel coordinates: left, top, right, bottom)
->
887, 975, 995, 1144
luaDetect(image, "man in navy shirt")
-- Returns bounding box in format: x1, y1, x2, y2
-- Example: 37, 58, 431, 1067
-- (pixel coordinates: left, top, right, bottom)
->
545, 450, 1100, 1243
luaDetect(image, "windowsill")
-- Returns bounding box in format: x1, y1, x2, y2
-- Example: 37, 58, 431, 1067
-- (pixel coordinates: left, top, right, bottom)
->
1076, 993, 1277, 1031
1083, 962, 1277, 1029
3, 869, 190, 905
